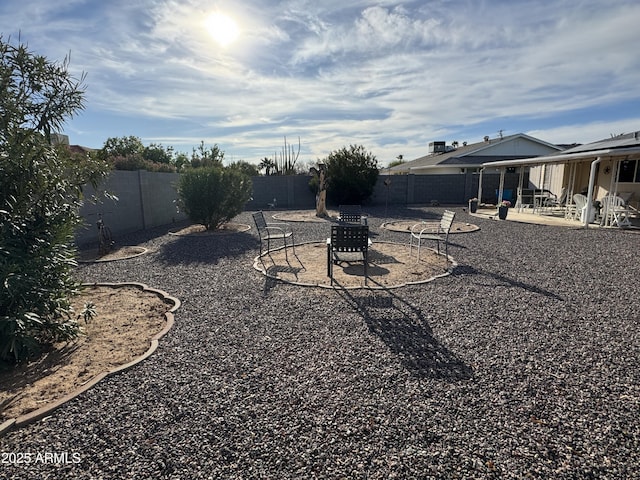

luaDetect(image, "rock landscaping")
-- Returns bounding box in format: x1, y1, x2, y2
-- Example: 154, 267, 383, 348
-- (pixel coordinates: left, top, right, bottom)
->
1, 206, 638, 479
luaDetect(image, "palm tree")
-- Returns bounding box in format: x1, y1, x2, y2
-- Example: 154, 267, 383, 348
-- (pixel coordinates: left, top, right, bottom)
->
259, 157, 275, 175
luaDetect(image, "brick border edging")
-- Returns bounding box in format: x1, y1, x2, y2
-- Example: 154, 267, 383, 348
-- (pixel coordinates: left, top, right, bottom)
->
0, 282, 180, 438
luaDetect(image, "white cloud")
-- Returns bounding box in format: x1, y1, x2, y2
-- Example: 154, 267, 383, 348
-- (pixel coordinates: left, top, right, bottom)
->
1, 0, 639, 164
528, 118, 640, 146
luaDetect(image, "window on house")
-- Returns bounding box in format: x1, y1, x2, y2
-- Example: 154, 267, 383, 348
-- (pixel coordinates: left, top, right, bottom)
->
618, 160, 636, 182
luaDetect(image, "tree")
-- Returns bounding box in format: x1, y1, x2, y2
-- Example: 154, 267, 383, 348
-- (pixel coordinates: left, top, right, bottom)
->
143, 143, 173, 165
178, 166, 252, 230
98, 136, 176, 172
324, 145, 379, 205
228, 160, 259, 177
97, 135, 144, 160
259, 157, 275, 175
0, 36, 109, 362
189, 141, 224, 169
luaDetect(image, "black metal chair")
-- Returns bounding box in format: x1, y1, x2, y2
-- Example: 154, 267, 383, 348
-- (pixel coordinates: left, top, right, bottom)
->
327, 224, 370, 285
252, 211, 296, 262
338, 204, 367, 225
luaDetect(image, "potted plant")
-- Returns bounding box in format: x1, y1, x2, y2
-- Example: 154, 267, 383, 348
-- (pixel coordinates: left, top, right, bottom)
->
468, 197, 479, 213
497, 200, 511, 220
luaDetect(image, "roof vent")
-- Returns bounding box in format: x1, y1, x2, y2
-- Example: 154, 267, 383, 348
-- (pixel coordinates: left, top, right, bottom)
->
483, 136, 490, 142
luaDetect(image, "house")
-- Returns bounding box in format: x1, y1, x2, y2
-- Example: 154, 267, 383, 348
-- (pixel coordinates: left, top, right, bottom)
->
389, 133, 563, 175
481, 131, 640, 227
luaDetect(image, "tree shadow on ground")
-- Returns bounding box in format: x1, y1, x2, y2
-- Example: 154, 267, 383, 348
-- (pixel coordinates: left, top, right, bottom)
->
380, 205, 444, 220
333, 282, 473, 381
157, 231, 257, 265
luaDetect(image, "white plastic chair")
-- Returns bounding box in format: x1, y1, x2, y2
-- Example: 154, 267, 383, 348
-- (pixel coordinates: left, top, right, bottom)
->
572, 194, 595, 223
600, 195, 631, 227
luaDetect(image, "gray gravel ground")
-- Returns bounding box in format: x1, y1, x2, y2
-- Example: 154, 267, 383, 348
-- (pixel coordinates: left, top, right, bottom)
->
1, 206, 638, 479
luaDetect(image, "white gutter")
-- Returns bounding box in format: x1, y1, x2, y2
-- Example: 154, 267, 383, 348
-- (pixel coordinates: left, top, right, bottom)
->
583, 156, 601, 228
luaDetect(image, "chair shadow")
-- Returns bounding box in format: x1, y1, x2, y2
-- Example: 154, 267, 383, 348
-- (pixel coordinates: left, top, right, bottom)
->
340, 264, 390, 277
333, 282, 473, 381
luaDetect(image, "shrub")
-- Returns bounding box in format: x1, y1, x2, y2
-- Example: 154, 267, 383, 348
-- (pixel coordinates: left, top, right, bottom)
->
178, 166, 252, 230
0, 37, 108, 362
325, 145, 379, 205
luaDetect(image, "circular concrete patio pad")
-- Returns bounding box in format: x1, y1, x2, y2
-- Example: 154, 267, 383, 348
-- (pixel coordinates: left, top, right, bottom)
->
253, 241, 454, 289
382, 220, 480, 233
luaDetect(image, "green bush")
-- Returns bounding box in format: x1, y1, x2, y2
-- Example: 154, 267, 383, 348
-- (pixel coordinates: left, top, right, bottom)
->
325, 145, 379, 205
0, 37, 108, 363
178, 166, 252, 230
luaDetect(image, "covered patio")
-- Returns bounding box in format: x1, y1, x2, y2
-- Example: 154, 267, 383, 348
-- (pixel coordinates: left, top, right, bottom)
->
478, 131, 640, 228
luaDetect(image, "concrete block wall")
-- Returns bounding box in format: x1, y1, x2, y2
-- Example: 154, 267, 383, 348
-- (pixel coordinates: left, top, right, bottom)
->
75, 170, 526, 245
76, 170, 187, 246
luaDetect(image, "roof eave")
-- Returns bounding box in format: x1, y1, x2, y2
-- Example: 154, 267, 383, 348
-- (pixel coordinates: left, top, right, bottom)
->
481, 146, 640, 168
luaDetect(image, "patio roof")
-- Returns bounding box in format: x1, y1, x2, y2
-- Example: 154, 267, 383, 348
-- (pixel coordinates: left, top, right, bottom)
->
482, 131, 640, 168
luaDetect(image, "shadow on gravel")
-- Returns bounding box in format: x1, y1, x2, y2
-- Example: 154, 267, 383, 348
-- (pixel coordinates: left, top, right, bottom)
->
158, 231, 257, 265
453, 265, 563, 300
334, 282, 473, 381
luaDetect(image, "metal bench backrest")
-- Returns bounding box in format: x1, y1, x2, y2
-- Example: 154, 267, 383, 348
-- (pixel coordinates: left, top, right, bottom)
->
330, 225, 369, 252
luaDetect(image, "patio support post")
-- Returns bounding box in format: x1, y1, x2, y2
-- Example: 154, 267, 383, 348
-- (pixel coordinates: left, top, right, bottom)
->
517, 165, 525, 211
602, 158, 621, 227
565, 162, 577, 219
584, 156, 601, 228
477, 168, 484, 204
497, 168, 506, 205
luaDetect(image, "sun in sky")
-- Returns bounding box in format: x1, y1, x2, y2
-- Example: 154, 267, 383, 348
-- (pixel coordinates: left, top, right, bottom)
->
205, 12, 240, 47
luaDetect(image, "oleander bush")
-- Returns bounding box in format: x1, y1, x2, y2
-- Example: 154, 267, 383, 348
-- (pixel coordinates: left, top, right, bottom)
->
0, 36, 108, 363
178, 165, 252, 230
324, 144, 379, 205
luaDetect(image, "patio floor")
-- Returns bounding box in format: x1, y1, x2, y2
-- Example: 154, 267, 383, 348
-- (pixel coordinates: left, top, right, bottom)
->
472, 205, 640, 229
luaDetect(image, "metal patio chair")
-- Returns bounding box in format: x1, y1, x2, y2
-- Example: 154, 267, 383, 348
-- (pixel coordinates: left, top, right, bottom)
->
409, 210, 456, 262
252, 211, 296, 262
327, 224, 370, 285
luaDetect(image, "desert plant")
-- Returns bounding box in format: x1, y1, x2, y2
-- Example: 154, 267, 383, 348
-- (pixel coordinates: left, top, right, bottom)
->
178, 166, 252, 230
0, 36, 109, 362
324, 145, 379, 205
273, 136, 300, 175
79, 302, 97, 324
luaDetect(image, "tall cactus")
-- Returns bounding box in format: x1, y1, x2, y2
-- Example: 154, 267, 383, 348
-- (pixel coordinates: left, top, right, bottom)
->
274, 136, 300, 175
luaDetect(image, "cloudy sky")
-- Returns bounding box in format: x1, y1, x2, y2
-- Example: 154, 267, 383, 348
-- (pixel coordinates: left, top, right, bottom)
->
2, 0, 640, 166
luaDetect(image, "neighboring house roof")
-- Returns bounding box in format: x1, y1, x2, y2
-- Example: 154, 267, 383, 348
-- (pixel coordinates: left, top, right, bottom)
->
391, 133, 562, 173
482, 131, 640, 168
68, 144, 95, 154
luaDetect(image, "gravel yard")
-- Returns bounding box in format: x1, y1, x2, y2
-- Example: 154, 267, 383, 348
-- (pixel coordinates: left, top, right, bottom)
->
1, 206, 638, 479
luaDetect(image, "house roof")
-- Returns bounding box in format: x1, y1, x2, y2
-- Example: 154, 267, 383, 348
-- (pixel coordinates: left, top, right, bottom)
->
482, 131, 640, 168
390, 133, 562, 172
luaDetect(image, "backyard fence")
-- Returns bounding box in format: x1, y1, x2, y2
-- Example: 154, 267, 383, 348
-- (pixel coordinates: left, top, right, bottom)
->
76, 170, 525, 245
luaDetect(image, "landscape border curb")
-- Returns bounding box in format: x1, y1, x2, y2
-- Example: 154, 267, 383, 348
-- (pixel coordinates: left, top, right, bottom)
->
0, 282, 180, 438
